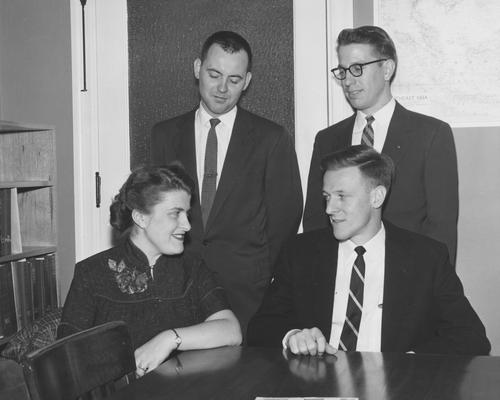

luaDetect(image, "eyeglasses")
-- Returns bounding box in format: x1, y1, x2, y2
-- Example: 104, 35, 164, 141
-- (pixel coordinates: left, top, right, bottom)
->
331, 59, 388, 80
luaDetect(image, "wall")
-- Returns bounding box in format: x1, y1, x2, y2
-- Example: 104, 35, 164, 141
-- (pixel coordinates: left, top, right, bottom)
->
0, 0, 75, 304
127, 0, 294, 168
455, 129, 500, 355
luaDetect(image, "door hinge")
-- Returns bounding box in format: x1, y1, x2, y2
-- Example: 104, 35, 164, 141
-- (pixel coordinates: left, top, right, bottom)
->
95, 171, 101, 208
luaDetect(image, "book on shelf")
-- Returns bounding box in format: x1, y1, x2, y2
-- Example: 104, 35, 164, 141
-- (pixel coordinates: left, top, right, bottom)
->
45, 253, 58, 310
6, 254, 57, 332
23, 258, 35, 325
32, 257, 46, 320
11, 259, 27, 330
0, 263, 17, 338
0, 189, 12, 256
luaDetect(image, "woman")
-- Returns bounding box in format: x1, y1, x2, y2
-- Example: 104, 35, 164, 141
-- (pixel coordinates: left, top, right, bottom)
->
58, 165, 241, 376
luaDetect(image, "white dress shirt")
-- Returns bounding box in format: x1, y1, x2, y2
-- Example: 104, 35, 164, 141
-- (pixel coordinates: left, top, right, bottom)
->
195, 104, 237, 188
329, 224, 386, 351
352, 98, 396, 153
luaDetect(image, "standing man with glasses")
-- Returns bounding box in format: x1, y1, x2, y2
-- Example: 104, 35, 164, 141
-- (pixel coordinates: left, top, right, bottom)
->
151, 31, 303, 337
303, 26, 458, 264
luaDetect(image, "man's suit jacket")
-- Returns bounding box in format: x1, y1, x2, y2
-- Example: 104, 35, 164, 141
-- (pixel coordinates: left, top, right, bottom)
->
303, 102, 458, 263
151, 107, 303, 333
247, 222, 490, 355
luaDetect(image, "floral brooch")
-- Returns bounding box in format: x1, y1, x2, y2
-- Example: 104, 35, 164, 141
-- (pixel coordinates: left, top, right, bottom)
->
108, 259, 149, 294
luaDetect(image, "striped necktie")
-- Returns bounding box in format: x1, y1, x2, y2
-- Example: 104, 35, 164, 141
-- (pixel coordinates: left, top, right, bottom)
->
339, 246, 366, 351
361, 116, 374, 147
201, 118, 220, 227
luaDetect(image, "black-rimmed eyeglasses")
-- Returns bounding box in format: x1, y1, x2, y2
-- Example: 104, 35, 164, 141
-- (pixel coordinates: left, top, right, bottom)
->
331, 58, 388, 80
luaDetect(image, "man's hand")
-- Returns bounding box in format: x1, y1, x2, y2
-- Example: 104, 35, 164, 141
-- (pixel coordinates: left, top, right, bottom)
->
287, 327, 337, 356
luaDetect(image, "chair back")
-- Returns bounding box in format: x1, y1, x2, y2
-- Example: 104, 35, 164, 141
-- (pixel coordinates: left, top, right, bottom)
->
22, 321, 136, 400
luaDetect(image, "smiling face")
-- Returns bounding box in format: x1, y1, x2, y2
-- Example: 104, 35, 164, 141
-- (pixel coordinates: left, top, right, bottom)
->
322, 166, 385, 245
132, 190, 191, 263
337, 43, 394, 115
194, 43, 252, 117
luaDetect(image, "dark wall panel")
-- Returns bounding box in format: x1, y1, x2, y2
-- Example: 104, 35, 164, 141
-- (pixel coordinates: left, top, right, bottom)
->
127, 0, 294, 168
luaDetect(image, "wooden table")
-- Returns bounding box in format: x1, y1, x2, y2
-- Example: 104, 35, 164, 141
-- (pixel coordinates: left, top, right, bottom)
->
107, 347, 500, 400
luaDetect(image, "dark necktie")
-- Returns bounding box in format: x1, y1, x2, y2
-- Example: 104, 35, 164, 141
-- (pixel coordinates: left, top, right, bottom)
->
339, 246, 366, 351
361, 115, 375, 147
201, 118, 220, 227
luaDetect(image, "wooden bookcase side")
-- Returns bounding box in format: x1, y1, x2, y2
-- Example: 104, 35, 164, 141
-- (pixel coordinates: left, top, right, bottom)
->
0, 125, 56, 182
0, 122, 58, 340
0, 124, 56, 251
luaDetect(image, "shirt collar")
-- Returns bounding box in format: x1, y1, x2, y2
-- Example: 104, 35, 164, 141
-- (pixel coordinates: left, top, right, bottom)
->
354, 98, 396, 131
339, 223, 386, 257
198, 103, 238, 130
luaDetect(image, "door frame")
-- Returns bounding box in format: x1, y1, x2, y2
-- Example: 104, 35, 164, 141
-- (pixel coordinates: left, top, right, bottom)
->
293, 0, 353, 210
71, 0, 353, 256
71, 0, 130, 262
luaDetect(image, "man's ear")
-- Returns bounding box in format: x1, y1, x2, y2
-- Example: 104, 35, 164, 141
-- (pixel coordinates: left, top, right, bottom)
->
243, 71, 252, 91
193, 58, 202, 80
132, 209, 147, 229
371, 185, 387, 209
384, 59, 396, 82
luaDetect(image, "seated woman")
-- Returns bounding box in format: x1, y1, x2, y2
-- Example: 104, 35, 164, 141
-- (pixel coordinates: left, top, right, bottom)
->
58, 165, 241, 376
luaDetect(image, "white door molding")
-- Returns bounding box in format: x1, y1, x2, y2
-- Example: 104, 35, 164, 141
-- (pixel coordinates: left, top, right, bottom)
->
293, 0, 353, 225
326, 0, 355, 124
72, 0, 353, 254
71, 0, 130, 261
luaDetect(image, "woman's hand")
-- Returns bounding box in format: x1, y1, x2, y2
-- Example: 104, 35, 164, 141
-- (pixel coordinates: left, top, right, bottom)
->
134, 329, 178, 377
133, 309, 241, 377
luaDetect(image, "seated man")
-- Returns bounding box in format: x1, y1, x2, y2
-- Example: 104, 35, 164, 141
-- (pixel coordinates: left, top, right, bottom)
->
247, 145, 490, 356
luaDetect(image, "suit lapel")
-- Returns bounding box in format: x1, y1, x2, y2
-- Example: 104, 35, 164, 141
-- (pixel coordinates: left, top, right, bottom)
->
382, 102, 412, 166
176, 111, 199, 200
337, 114, 356, 149
173, 111, 206, 243
313, 228, 339, 339
205, 108, 255, 229
381, 223, 412, 351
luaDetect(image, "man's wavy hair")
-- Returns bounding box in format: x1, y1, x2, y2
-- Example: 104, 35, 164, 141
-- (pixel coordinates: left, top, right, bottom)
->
337, 25, 398, 83
201, 30, 253, 72
320, 145, 394, 192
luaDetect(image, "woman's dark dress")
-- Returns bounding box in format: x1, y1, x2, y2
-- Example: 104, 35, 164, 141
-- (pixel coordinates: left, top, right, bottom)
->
57, 239, 229, 348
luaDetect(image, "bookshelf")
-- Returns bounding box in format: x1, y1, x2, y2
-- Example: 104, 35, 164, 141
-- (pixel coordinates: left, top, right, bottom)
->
0, 121, 58, 345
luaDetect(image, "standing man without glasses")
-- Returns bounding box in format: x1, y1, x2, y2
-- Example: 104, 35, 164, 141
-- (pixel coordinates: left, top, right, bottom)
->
151, 31, 303, 337
303, 26, 458, 264
248, 145, 489, 356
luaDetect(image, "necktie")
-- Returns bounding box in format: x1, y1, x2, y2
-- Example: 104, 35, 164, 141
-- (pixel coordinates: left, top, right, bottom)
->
339, 246, 366, 351
361, 116, 375, 147
201, 118, 220, 227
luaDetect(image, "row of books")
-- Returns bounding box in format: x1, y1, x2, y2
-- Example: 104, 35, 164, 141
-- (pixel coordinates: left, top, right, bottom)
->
0, 253, 57, 339
0, 189, 12, 256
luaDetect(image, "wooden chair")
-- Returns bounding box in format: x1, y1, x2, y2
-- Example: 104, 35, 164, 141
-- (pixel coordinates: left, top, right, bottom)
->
21, 321, 136, 400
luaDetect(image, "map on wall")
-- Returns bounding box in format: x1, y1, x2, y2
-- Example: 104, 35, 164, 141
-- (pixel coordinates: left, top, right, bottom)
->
374, 0, 500, 127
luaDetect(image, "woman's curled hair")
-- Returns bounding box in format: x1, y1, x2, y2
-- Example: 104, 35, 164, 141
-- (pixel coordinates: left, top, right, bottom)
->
110, 164, 194, 232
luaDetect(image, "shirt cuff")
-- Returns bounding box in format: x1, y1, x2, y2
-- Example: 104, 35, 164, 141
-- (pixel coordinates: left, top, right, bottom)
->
282, 329, 301, 349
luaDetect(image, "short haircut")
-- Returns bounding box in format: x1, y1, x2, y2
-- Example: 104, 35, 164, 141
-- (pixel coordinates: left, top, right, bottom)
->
200, 30, 253, 72
110, 164, 194, 232
320, 145, 394, 191
337, 25, 397, 82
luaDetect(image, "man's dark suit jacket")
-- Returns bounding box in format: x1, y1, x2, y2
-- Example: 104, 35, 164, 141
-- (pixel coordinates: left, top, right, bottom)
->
151, 107, 303, 333
303, 102, 458, 263
247, 222, 490, 355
